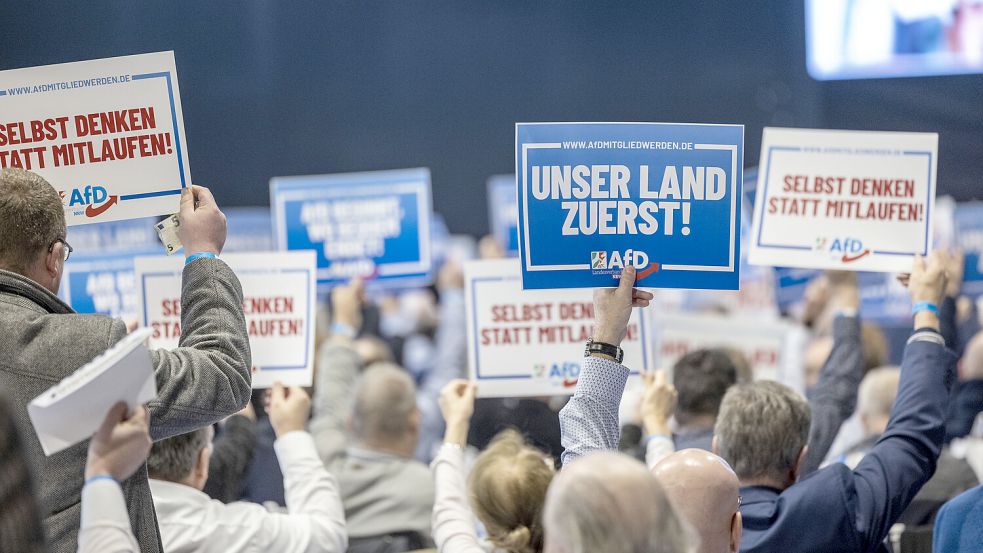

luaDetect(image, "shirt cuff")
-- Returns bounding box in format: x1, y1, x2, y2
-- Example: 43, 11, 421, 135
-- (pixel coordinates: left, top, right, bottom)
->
908, 328, 945, 346
576, 355, 630, 406
81, 478, 130, 529
273, 430, 319, 465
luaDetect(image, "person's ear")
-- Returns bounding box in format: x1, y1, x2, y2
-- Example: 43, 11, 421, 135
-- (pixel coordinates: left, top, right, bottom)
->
730, 511, 742, 552
791, 445, 809, 483
43, 244, 63, 284
197, 447, 210, 486
711, 435, 720, 455
408, 407, 421, 433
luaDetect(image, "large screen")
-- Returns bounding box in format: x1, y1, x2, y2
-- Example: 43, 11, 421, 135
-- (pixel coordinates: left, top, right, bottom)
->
806, 0, 983, 80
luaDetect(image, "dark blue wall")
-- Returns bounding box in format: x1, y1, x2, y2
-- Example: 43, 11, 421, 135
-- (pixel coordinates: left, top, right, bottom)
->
2, 1, 980, 235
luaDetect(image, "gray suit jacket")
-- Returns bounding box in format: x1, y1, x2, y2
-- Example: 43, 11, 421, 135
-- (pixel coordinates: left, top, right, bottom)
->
0, 258, 252, 553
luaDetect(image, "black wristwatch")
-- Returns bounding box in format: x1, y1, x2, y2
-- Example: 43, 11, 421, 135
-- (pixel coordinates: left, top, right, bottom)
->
585, 337, 624, 363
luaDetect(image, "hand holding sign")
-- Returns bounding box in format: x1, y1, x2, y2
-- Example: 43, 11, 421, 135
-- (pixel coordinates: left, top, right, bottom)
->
84, 402, 152, 481
178, 185, 227, 256
640, 371, 677, 437
330, 278, 365, 336
439, 379, 477, 447
268, 383, 311, 438
592, 266, 653, 346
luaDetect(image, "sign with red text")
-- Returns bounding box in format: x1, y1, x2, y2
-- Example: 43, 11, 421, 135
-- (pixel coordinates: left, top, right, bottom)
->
646, 312, 793, 383
749, 128, 937, 272
134, 252, 316, 388
0, 51, 190, 226
465, 259, 651, 398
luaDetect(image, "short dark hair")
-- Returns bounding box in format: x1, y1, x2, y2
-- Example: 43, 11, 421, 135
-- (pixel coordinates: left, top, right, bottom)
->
0, 169, 65, 274
672, 349, 738, 425
147, 428, 211, 482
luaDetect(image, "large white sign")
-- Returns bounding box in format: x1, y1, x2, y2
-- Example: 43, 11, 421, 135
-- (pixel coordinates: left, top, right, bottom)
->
465, 259, 651, 398
0, 51, 191, 225
135, 252, 317, 388
749, 127, 938, 272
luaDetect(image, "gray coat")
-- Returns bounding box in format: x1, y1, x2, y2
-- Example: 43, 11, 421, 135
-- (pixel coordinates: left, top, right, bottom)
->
0, 258, 252, 553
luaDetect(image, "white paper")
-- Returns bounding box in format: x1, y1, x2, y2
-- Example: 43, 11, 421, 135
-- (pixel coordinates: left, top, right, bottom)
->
28, 328, 156, 456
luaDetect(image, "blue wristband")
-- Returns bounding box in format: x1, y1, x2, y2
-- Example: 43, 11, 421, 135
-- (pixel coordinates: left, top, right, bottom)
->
911, 301, 939, 316
185, 252, 217, 265
84, 474, 116, 486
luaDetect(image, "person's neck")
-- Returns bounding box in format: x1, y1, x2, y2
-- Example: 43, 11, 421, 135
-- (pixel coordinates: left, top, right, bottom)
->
357, 436, 417, 459
739, 475, 790, 491
675, 414, 716, 434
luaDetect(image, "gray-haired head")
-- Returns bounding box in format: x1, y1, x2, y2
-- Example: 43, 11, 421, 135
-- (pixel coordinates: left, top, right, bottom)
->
543, 451, 694, 553
147, 427, 212, 483
0, 168, 66, 276
857, 366, 900, 436
713, 381, 811, 486
350, 363, 419, 446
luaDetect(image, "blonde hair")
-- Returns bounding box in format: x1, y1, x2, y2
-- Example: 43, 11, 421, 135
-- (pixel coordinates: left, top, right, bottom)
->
468, 429, 554, 553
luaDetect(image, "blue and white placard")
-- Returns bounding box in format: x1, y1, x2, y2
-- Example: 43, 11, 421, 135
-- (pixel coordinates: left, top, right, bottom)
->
516, 122, 744, 290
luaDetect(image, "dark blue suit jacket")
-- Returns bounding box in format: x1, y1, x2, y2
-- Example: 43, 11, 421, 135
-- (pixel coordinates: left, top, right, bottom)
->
739, 337, 956, 553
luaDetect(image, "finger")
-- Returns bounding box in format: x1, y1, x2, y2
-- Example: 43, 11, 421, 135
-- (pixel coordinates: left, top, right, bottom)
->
912, 254, 926, 273
641, 370, 652, 386
191, 185, 217, 208
179, 187, 195, 215
271, 382, 286, 403
464, 381, 478, 401
126, 403, 150, 425
618, 266, 636, 295
632, 299, 650, 308
632, 288, 654, 301
96, 402, 128, 438
654, 370, 666, 387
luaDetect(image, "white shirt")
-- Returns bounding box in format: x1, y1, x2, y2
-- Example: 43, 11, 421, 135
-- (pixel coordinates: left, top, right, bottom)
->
151, 431, 347, 553
77, 478, 140, 553
430, 444, 496, 553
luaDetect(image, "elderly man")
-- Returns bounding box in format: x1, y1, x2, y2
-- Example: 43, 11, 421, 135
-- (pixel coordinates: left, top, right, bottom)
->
309, 279, 434, 549
0, 168, 251, 553
148, 384, 346, 553
544, 451, 693, 553
711, 253, 955, 552
653, 449, 742, 553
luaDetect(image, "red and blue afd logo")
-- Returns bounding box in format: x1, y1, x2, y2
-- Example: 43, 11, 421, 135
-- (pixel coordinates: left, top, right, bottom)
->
816, 236, 870, 263
59, 185, 118, 218
535, 362, 581, 388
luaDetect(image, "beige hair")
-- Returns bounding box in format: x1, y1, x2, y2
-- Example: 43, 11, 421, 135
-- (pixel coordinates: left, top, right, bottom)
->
714, 381, 811, 482
857, 366, 900, 419
0, 168, 65, 274
350, 363, 417, 442
468, 429, 553, 553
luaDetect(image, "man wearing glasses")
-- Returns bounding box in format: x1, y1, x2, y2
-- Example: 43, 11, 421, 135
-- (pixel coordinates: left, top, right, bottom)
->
0, 167, 252, 553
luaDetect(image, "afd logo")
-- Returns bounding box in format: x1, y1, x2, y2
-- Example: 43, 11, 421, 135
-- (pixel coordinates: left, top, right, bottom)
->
816, 236, 870, 263
590, 249, 649, 270
59, 185, 119, 218
539, 362, 581, 388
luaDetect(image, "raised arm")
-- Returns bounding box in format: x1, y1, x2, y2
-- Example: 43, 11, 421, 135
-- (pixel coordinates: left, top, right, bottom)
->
640, 371, 678, 470
851, 253, 958, 552
559, 266, 652, 466
801, 271, 863, 475
309, 279, 364, 465
148, 186, 252, 441
252, 384, 347, 553
430, 379, 486, 553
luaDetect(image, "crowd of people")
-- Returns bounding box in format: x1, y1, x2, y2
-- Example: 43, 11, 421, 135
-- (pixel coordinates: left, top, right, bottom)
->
1, 164, 983, 553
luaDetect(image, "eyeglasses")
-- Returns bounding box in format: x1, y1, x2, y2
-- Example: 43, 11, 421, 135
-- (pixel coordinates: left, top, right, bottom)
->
48, 238, 73, 261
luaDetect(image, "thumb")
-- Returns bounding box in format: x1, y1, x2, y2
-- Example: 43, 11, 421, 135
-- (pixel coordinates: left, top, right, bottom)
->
179, 187, 194, 216
96, 402, 128, 438
464, 381, 478, 402
617, 266, 636, 296
271, 382, 286, 404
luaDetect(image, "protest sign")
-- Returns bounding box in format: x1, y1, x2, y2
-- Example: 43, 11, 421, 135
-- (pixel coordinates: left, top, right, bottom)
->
135, 252, 317, 387
465, 259, 651, 398
487, 174, 519, 255
955, 202, 983, 298
646, 312, 794, 383
271, 168, 433, 290
516, 122, 744, 291
749, 127, 938, 272
0, 51, 191, 225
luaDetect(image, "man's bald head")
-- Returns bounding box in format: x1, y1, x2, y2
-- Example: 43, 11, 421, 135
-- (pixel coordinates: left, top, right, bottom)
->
544, 451, 693, 553
350, 363, 418, 446
653, 449, 742, 553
